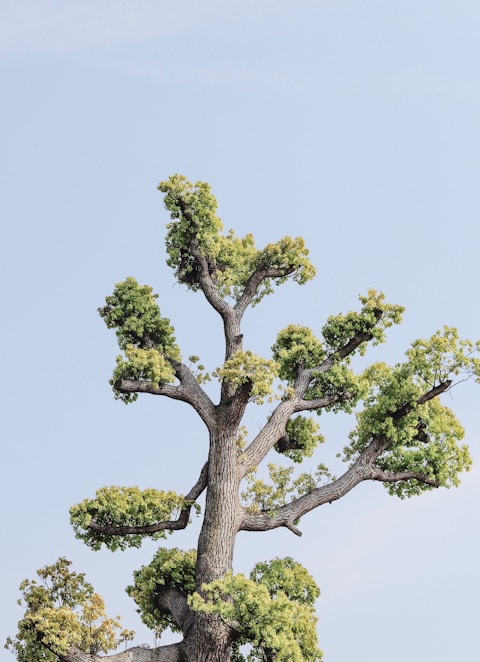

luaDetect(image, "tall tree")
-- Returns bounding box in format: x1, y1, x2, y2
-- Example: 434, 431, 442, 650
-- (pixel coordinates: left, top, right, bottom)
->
7, 176, 479, 662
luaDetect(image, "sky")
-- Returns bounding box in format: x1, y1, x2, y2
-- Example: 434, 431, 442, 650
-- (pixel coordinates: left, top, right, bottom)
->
1, 1, 479, 660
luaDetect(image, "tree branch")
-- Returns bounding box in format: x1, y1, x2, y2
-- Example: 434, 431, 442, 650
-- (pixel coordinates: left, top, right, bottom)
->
393, 379, 452, 420
117, 362, 216, 428
241, 378, 454, 533
155, 587, 191, 632
233, 265, 296, 317
61, 643, 182, 662
89, 464, 209, 537
239, 399, 298, 476
293, 391, 354, 412
172, 208, 242, 363
241, 458, 369, 535
368, 467, 440, 487
175, 197, 234, 324
240, 390, 356, 477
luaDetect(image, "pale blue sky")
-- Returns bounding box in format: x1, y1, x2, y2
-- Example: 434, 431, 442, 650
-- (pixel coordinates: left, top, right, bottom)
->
1, 2, 479, 660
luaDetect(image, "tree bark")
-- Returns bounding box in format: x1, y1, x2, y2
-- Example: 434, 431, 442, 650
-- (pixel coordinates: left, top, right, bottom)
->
183, 416, 243, 661
63, 644, 181, 662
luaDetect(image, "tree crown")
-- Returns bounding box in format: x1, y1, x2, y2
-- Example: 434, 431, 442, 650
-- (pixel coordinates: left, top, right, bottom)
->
8, 175, 479, 662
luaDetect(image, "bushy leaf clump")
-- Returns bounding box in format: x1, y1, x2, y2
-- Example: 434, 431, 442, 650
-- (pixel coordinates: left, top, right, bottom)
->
5, 558, 133, 661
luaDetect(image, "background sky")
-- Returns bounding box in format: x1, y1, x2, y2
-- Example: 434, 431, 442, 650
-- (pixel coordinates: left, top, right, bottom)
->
1, 1, 479, 660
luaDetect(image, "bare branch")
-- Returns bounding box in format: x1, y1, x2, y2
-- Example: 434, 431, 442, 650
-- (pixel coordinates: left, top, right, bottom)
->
241, 391, 355, 476
117, 362, 216, 428
89, 464, 208, 537
240, 399, 298, 476
368, 467, 440, 488
293, 391, 354, 412
155, 587, 191, 632
234, 265, 296, 317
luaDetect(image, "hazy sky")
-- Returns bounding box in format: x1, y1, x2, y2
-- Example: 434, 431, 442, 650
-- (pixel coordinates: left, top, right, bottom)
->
1, 2, 479, 660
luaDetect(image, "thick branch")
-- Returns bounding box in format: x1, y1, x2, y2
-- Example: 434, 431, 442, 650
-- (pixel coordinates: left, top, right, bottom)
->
61, 643, 181, 662
117, 363, 216, 428
191, 243, 235, 323
241, 391, 354, 476
155, 587, 191, 632
368, 467, 440, 487
240, 399, 298, 476
234, 265, 296, 317
242, 379, 454, 533
89, 463, 208, 537
394, 379, 452, 419
293, 391, 354, 412
241, 458, 369, 535
298, 330, 376, 388
292, 308, 384, 392
179, 228, 242, 363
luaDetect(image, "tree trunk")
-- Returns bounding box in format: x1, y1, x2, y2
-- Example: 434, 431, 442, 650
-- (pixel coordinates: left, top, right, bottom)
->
182, 421, 242, 661
180, 613, 233, 661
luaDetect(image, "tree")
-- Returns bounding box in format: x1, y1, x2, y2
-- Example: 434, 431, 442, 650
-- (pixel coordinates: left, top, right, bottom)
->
7, 175, 480, 662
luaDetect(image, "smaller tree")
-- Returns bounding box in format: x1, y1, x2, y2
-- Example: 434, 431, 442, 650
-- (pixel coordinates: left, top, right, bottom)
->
5, 558, 134, 662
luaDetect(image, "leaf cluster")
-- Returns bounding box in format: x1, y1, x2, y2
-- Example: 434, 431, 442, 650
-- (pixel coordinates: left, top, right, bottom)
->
213, 350, 280, 404
70, 486, 197, 550
343, 326, 478, 496
321, 289, 404, 353
190, 557, 322, 661
405, 326, 480, 388
275, 416, 324, 462
5, 558, 133, 661
158, 175, 316, 304
272, 325, 325, 383
272, 291, 403, 414
127, 547, 197, 635
98, 277, 180, 402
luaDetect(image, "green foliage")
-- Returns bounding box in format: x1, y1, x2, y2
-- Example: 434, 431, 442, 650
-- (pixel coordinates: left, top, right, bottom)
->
127, 548, 197, 635
188, 355, 212, 383
272, 292, 403, 415
252, 236, 316, 303
112, 346, 177, 403
99, 277, 180, 402
5, 558, 133, 661
159, 174, 224, 289
376, 399, 472, 497
190, 558, 322, 661
99, 277, 179, 354
306, 362, 367, 414
250, 557, 320, 606
242, 464, 296, 513
213, 350, 280, 404
405, 326, 480, 387
70, 487, 198, 551
158, 175, 315, 303
272, 325, 325, 383
321, 289, 404, 353
275, 416, 324, 462
342, 326, 479, 496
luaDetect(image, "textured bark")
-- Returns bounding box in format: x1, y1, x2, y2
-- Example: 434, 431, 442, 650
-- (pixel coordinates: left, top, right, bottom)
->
62, 644, 181, 662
